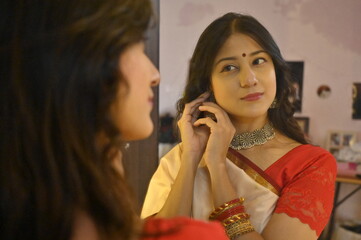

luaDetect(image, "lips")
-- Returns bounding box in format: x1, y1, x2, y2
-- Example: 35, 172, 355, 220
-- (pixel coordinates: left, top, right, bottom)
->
241, 92, 263, 101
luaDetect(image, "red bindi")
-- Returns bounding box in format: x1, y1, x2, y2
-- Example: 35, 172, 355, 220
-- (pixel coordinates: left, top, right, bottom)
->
242, 53, 246, 57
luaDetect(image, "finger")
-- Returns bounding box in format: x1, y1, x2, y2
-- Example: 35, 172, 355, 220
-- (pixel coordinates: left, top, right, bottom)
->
199, 105, 227, 119
201, 101, 223, 109
189, 102, 202, 115
183, 98, 204, 114
190, 92, 210, 104
182, 92, 210, 118
197, 91, 211, 99
181, 103, 202, 124
186, 92, 210, 108
193, 117, 217, 128
191, 108, 201, 122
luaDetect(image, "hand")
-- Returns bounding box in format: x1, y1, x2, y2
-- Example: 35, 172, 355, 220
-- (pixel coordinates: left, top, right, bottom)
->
193, 102, 235, 167
177, 92, 211, 164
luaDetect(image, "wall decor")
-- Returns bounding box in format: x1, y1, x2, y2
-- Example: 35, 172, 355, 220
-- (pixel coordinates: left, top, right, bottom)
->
287, 61, 304, 112
352, 83, 361, 119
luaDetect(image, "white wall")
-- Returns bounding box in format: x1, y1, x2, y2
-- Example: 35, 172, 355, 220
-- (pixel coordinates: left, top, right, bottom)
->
159, 0, 361, 148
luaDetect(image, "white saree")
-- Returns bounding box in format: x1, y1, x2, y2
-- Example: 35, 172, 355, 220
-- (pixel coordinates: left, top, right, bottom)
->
141, 144, 281, 233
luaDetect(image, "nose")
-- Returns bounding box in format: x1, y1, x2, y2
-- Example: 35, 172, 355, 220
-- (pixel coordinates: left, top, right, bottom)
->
149, 60, 160, 87
240, 66, 257, 88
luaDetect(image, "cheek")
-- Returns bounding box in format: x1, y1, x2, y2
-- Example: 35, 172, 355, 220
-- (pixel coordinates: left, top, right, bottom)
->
211, 79, 223, 102
264, 70, 277, 96
212, 77, 232, 98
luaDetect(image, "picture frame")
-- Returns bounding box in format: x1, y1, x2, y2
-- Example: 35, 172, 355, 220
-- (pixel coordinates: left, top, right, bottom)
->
326, 131, 357, 158
295, 117, 309, 134
352, 82, 361, 119
287, 61, 304, 112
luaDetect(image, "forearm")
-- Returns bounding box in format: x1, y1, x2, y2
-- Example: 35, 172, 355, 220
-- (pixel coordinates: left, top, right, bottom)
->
207, 161, 238, 207
155, 153, 199, 218
207, 159, 264, 240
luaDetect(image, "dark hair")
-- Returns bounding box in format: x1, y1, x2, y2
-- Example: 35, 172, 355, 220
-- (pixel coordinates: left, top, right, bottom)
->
0, 0, 153, 239
177, 13, 307, 144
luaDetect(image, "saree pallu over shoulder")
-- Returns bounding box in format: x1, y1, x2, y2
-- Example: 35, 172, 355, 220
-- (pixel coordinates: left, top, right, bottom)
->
192, 146, 280, 233
216, 148, 280, 233
141, 144, 280, 233
227, 148, 281, 196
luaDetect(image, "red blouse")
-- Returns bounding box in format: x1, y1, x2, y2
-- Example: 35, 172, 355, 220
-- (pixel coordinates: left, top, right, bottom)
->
265, 144, 337, 236
141, 217, 228, 240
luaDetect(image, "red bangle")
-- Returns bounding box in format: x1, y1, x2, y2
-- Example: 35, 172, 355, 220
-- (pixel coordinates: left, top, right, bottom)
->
213, 204, 245, 222
209, 197, 244, 219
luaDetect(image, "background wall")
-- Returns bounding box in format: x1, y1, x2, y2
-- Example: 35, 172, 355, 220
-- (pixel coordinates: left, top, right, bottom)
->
159, 0, 361, 146
158, 0, 361, 230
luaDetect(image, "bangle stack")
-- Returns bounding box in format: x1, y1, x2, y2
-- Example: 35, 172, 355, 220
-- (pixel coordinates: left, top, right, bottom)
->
209, 197, 255, 239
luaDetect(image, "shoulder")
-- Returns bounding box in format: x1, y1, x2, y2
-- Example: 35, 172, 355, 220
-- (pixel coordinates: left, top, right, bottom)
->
157, 143, 182, 173
146, 143, 183, 191
142, 217, 228, 240
71, 212, 100, 240
268, 144, 337, 188
295, 144, 333, 155
282, 144, 337, 186
295, 144, 337, 172
285, 144, 336, 168
160, 143, 182, 162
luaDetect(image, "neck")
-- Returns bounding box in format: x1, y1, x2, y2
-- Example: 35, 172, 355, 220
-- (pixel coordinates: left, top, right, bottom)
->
96, 131, 124, 176
229, 122, 275, 150
230, 116, 269, 134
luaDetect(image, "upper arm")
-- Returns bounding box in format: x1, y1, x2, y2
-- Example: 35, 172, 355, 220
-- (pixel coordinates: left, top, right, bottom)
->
262, 213, 317, 240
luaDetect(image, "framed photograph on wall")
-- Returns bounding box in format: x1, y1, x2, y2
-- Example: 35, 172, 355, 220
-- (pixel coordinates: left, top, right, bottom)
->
352, 82, 361, 119
326, 131, 357, 158
287, 61, 304, 112
295, 117, 309, 134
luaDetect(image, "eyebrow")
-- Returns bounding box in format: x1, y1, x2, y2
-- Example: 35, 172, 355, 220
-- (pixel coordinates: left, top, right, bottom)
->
214, 50, 268, 66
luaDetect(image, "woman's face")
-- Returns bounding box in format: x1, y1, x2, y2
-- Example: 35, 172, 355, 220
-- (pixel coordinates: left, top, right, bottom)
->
211, 33, 276, 122
112, 42, 160, 141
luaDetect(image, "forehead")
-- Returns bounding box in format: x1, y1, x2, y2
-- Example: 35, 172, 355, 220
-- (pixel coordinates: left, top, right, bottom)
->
216, 33, 263, 58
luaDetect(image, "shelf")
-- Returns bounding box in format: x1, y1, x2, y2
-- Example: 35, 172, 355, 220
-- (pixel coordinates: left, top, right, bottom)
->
336, 176, 361, 185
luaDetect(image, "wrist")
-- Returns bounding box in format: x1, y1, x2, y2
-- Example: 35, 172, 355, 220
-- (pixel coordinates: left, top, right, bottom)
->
207, 160, 227, 176
180, 152, 201, 170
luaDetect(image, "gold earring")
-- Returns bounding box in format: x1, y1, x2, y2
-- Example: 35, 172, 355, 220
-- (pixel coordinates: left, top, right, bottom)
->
270, 99, 278, 109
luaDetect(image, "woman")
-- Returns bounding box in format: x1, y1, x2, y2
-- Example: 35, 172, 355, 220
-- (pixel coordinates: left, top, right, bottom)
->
142, 13, 337, 239
0, 0, 228, 239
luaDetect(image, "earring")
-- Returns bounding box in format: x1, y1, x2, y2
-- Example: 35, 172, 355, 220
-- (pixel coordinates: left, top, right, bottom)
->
269, 99, 278, 109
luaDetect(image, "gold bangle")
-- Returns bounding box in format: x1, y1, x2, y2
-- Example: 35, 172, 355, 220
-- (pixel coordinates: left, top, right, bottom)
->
225, 219, 255, 239
222, 213, 250, 227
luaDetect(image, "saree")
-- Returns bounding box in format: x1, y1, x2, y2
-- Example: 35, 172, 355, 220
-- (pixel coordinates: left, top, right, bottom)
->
141, 217, 228, 240
141, 144, 336, 236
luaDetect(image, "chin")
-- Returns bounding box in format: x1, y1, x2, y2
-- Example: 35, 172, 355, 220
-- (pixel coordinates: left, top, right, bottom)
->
122, 121, 154, 141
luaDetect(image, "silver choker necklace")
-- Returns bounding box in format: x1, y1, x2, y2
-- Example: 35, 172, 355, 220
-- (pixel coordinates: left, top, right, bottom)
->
229, 123, 275, 150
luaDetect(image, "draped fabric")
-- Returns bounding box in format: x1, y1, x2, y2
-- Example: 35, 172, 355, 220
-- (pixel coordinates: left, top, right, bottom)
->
141, 217, 228, 240
142, 144, 336, 236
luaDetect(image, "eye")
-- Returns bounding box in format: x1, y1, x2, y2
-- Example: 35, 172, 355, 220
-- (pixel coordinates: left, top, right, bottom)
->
221, 65, 238, 73
253, 58, 266, 65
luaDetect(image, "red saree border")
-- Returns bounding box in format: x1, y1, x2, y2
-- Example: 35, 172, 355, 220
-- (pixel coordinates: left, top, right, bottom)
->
227, 148, 281, 196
